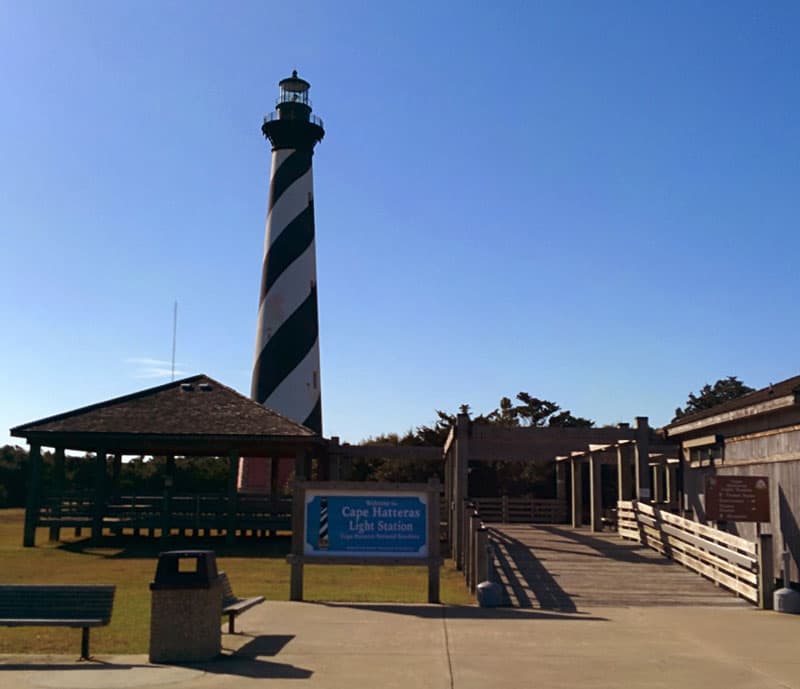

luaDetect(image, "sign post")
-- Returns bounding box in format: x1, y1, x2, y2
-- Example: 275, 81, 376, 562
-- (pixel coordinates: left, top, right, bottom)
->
288, 480, 442, 603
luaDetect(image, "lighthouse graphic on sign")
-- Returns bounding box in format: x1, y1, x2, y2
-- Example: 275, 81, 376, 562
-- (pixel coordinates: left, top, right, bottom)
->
239, 71, 325, 493
252, 70, 325, 430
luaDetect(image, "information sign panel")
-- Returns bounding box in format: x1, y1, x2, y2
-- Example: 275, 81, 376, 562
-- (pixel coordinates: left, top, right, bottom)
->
304, 490, 429, 558
705, 475, 770, 522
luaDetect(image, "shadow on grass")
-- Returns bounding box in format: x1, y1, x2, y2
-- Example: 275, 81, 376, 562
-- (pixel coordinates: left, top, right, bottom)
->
55, 534, 292, 559
316, 602, 607, 622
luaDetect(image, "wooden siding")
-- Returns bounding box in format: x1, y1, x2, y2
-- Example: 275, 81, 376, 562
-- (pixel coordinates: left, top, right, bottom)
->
684, 425, 800, 584
725, 426, 800, 465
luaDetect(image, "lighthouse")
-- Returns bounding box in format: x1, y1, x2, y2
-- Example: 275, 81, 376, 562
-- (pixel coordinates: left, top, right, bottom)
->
251, 70, 325, 433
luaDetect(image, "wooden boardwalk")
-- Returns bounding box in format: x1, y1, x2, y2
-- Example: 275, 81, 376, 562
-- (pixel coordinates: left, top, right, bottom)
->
489, 524, 750, 610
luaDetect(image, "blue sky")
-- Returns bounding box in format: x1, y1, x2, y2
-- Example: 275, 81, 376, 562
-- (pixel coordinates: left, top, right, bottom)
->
2, 1, 799, 448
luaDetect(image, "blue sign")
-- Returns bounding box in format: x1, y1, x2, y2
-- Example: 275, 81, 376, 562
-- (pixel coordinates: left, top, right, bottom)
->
304, 493, 428, 557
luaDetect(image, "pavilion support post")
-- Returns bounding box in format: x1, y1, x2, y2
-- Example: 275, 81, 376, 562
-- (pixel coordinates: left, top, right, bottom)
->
49, 447, 66, 543
453, 413, 470, 570
306, 454, 313, 481
290, 483, 306, 601
617, 444, 633, 502
634, 417, 651, 502
666, 464, 678, 507
339, 455, 352, 481
315, 451, 327, 481
652, 465, 663, 503
757, 534, 774, 610
589, 452, 602, 532
328, 437, 340, 481
23, 443, 42, 547
227, 451, 239, 544
555, 461, 566, 502
111, 453, 122, 500
294, 450, 307, 481
270, 457, 280, 495
161, 455, 175, 541
570, 457, 584, 528
92, 450, 107, 543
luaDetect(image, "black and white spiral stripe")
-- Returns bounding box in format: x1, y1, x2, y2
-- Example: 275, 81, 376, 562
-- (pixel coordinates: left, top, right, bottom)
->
319, 498, 329, 541
251, 147, 322, 433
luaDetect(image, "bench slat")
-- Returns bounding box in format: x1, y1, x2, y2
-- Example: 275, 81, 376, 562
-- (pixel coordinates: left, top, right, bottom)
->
0, 585, 115, 659
224, 597, 265, 614
0, 619, 108, 627
218, 572, 264, 634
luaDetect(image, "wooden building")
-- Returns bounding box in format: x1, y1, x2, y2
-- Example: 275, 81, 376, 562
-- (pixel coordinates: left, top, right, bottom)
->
664, 374, 800, 584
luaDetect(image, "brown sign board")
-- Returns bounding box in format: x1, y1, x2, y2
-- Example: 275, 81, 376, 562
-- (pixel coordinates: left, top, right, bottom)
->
705, 475, 770, 522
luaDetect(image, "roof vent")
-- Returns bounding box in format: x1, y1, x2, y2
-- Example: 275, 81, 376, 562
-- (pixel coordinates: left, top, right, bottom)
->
181, 383, 194, 392
198, 383, 212, 392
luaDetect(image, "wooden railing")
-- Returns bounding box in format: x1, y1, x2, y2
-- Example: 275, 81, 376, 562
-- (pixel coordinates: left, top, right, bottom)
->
471, 496, 567, 524
460, 501, 491, 594
617, 500, 773, 607
37, 493, 293, 534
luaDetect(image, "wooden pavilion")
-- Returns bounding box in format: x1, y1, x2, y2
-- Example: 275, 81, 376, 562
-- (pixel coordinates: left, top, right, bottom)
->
11, 374, 324, 546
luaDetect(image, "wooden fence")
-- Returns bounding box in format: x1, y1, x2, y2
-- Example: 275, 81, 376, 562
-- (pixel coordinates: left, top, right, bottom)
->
37, 492, 293, 536
471, 497, 567, 524
617, 500, 773, 608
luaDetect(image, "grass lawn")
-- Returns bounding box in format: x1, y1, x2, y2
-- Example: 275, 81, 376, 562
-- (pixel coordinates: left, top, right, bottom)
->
0, 509, 473, 655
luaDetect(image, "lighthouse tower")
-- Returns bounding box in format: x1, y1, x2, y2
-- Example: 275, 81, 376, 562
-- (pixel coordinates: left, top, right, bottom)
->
251, 71, 325, 433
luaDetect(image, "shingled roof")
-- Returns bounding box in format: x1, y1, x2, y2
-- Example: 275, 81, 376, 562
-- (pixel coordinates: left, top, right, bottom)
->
10, 374, 320, 454
666, 373, 800, 431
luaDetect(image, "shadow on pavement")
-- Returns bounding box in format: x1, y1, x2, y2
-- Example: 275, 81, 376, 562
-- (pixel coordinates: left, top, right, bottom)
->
188, 654, 312, 680
490, 528, 578, 612
184, 634, 311, 678
316, 602, 607, 622
226, 634, 294, 657
0, 637, 310, 679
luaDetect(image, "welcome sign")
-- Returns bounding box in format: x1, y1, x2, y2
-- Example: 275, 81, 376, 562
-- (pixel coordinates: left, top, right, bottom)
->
304, 490, 429, 557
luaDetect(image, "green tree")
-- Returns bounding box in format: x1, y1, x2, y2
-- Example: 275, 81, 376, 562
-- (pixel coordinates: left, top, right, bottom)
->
673, 376, 755, 421
547, 410, 595, 428
0, 445, 29, 507
355, 392, 593, 492
479, 392, 594, 429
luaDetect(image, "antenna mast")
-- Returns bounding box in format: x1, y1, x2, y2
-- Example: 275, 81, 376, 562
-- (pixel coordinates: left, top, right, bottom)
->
171, 301, 178, 381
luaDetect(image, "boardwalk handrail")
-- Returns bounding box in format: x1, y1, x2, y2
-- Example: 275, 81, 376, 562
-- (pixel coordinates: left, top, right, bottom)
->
617, 500, 773, 607
459, 501, 490, 594
458, 497, 567, 594
471, 497, 567, 524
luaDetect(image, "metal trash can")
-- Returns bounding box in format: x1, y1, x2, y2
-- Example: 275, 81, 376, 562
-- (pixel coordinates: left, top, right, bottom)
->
149, 550, 222, 663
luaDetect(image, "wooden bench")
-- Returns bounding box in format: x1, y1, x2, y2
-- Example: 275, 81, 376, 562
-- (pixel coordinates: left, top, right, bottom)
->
0, 585, 115, 659
220, 572, 265, 634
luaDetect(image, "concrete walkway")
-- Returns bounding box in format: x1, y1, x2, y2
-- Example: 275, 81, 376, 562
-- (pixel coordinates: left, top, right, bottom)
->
1, 600, 799, 689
